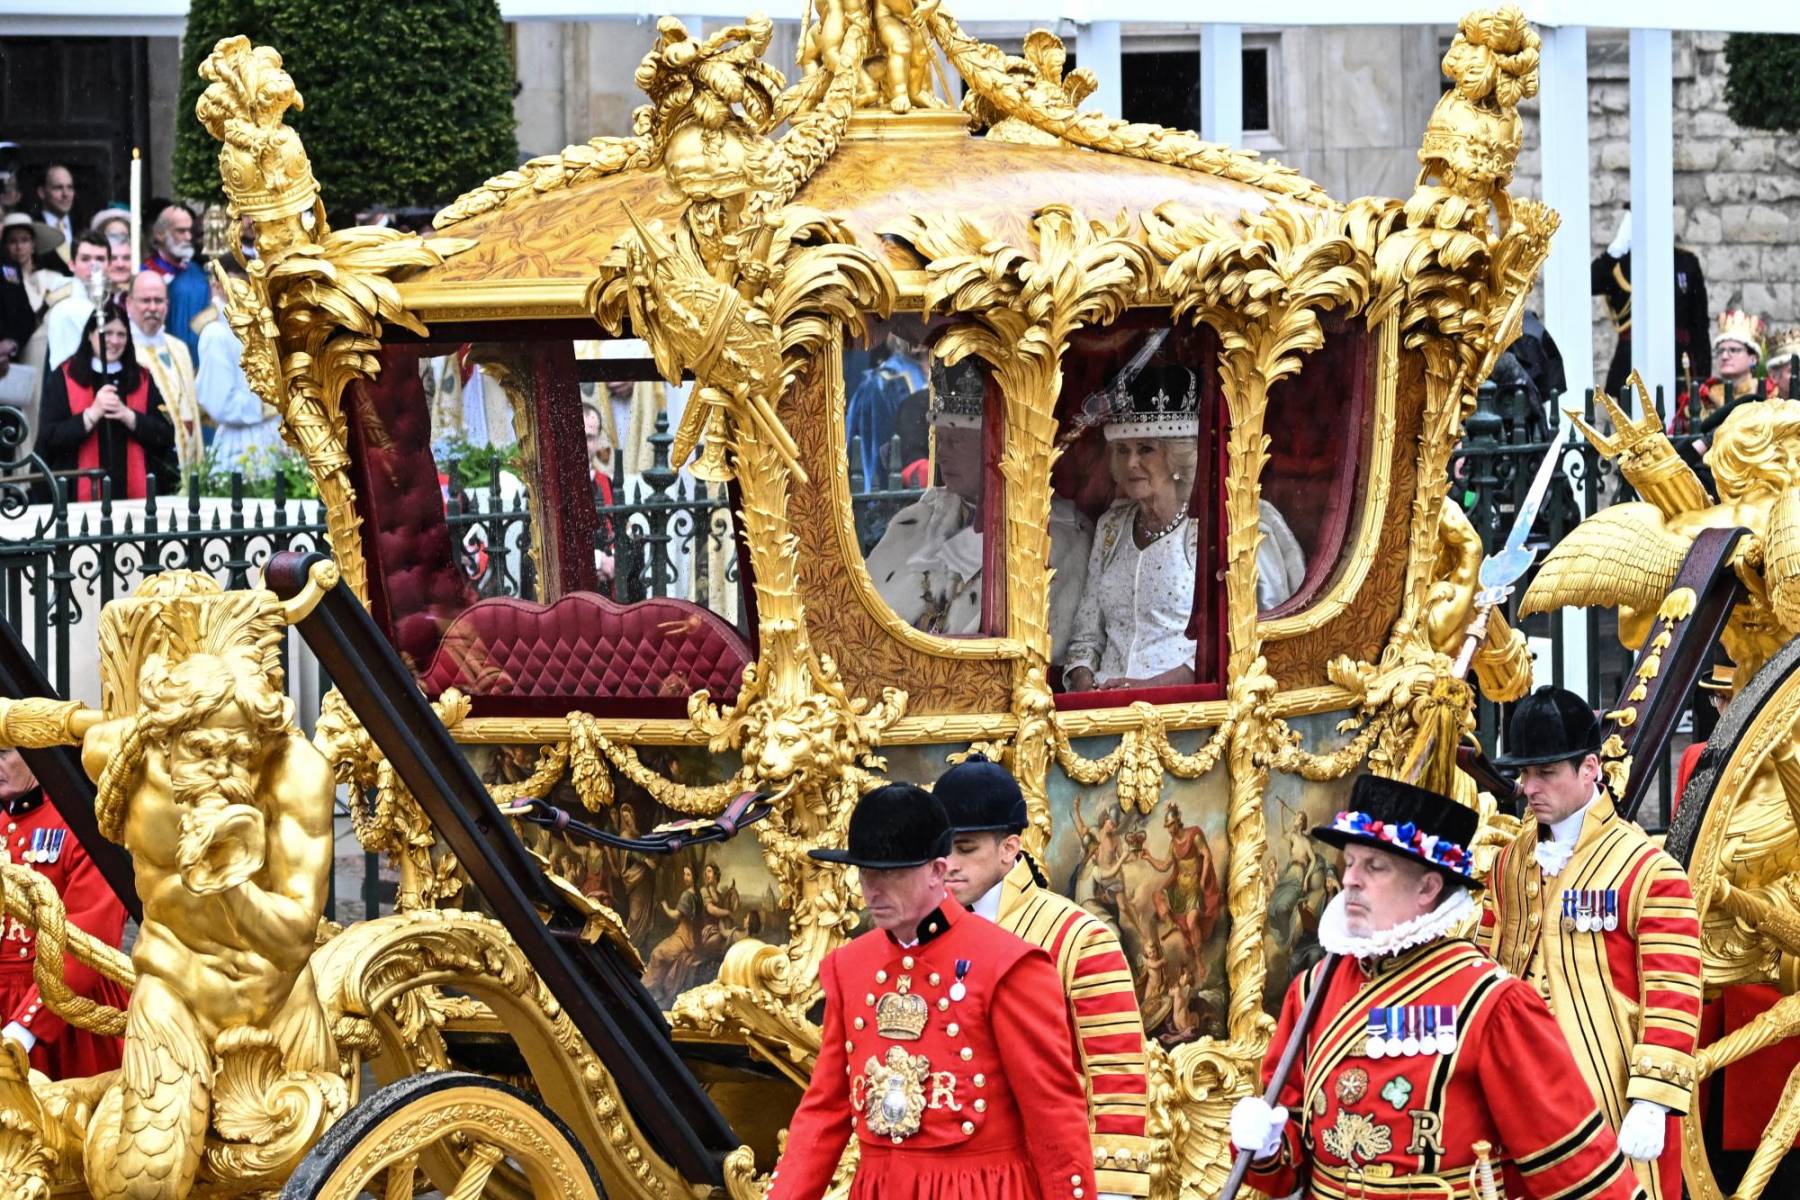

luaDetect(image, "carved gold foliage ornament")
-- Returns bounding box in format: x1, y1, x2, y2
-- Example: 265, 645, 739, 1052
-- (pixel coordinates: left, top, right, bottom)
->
886, 204, 1151, 854
923, 8, 1328, 204
196, 37, 472, 603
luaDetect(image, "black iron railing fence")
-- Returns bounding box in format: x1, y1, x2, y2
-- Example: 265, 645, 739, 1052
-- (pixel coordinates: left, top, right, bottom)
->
1450, 378, 1711, 832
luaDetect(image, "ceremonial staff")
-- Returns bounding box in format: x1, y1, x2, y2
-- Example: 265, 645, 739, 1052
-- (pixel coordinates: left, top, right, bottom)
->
1218, 425, 1568, 1200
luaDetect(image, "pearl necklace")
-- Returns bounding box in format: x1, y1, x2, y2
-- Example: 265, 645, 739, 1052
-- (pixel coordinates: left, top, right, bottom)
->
1136, 502, 1188, 544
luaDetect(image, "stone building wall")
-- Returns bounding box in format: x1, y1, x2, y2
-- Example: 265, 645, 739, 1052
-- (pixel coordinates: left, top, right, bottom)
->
1513, 31, 1800, 385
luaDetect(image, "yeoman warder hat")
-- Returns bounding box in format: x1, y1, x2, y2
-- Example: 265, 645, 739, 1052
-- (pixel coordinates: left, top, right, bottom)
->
935, 753, 1028, 835
1491, 684, 1602, 768
810, 782, 953, 869
1311, 774, 1481, 887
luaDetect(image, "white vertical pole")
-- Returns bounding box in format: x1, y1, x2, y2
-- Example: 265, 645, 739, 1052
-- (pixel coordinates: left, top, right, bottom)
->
1200, 23, 1242, 145
1538, 24, 1594, 691
1629, 28, 1675, 421
1076, 21, 1123, 120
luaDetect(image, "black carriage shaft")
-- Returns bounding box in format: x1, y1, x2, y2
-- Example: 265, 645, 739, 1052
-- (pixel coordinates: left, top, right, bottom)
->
1602, 526, 1747, 822
264, 551, 739, 1186
0, 614, 140, 922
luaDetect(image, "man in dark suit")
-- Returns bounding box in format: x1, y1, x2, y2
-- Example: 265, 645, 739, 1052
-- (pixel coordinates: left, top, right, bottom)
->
31, 166, 77, 269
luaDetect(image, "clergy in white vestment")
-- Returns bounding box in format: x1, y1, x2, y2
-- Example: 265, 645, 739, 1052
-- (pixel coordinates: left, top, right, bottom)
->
127, 270, 204, 475
194, 264, 284, 479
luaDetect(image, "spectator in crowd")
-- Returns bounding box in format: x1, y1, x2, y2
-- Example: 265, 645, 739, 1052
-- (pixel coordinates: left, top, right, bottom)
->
2, 213, 63, 317
126, 270, 203, 475
1769, 327, 1799, 400
31, 165, 76, 261
42, 231, 108, 371
1591, 208, 1710, 399
104, 240, 133, 297
36, 297, 177, 502
0, 746, 129, 1079
1670, 309, 1775, 436
583, 400, 617, 587
140, 204, 207, 361
846, 328, 927, 486
195, 260, 282, 480
90, 208, 129, 250
1, 213, 67, 426
0, 169, 20, 216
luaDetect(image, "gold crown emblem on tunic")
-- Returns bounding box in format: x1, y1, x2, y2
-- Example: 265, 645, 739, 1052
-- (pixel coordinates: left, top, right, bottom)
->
875, 989, 929, 1040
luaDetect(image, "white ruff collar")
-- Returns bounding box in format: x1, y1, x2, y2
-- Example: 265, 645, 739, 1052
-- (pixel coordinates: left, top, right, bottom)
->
1317, 887, 1475, 961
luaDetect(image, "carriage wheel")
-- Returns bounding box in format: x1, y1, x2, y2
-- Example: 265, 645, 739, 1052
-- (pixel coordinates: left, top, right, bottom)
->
1664, 633, 1800, 1200
280, 1072, 605, 1200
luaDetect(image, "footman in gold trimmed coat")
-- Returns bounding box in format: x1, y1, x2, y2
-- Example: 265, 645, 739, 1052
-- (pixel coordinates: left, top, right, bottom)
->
767, 783, 1096, 1200
1230, 774, 1646, 1200
937, 755, 1153, 1198
1480, 686, 1703, 1200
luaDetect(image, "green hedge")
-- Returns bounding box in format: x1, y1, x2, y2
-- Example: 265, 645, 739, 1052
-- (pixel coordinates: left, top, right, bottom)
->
174, 0, 518, 220
1724, 33, 1800, 134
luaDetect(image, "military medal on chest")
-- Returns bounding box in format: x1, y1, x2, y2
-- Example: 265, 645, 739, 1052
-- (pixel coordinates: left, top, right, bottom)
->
24, 828, 64, 866
1366, 1005, 1458, 1059
1563, 888, 1618, 932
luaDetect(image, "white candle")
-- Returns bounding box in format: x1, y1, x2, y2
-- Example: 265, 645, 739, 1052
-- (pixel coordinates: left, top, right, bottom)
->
129, 148, 142, 267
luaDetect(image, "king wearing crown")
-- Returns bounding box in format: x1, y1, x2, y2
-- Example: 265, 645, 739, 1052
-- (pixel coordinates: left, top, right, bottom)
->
767, 783, 1096, 1200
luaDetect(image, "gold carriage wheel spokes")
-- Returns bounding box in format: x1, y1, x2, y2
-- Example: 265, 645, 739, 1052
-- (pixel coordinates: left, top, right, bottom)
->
1666, 632, 1800, 1200
280, 1072, 605, 1200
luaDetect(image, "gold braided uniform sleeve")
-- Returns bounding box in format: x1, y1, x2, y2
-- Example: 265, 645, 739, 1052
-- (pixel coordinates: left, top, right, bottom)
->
1627, 850, 1703, 1112
1060, 911, 1152, 1196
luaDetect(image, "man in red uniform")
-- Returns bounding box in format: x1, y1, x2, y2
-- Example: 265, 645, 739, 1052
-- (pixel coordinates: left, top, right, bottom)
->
1230, 774, 1646, 1200
768, 783, 1096, 1200
0, 747, 129, 1079
937, 755, 1152, 1198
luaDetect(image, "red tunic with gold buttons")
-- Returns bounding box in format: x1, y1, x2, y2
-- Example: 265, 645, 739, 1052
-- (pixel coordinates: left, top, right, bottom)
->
1249, 935, 1646, 1200
767, 898, 1096, 1200
0, 789, 129, 1079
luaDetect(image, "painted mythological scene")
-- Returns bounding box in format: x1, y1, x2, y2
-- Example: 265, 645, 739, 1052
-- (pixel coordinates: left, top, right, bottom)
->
476, 744, 788, 1007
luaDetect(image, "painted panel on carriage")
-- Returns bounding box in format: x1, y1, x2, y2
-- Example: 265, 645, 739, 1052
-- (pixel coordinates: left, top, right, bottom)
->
474, 743, 785, 1008
878, 724, 1360, 1041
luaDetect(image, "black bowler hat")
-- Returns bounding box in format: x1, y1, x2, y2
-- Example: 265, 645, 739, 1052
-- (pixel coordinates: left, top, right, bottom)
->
809, 783, 953, 869
935, 754, 1028, 835
1491, 685, 1602, 768
1311, 774, 1481, 887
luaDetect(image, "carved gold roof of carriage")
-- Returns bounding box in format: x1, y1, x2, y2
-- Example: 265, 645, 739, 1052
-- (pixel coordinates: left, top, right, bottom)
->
399, 10, 1340, 320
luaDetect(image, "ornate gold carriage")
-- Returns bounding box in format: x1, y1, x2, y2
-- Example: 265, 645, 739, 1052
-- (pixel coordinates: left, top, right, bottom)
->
0, 6, 1589, 1198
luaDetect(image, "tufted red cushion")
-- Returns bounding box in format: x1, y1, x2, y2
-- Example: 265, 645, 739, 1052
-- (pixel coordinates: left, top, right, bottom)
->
346, 346, 481, 668
419, 592, 750, 703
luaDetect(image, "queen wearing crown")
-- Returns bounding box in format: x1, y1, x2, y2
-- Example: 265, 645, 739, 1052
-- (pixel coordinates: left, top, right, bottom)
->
1064, 365, 1303, 691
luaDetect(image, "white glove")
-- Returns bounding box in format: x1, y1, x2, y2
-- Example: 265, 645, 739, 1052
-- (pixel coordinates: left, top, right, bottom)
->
2, 1022, 35, 1053
1616, 1099, 1667, 1161
1229, 1096, 1288, 1161
1608, 209, 1632, 259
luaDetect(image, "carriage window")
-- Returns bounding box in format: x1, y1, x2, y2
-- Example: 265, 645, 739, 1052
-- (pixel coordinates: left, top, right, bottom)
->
850, 316, 1005, 640
1258, 316, 1372, 615
345, 336, 753, 719
1052, 315, 1230, 703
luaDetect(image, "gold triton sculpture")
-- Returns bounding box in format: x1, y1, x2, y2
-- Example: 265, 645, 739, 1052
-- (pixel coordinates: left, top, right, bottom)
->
0, 7, 1573, 1197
